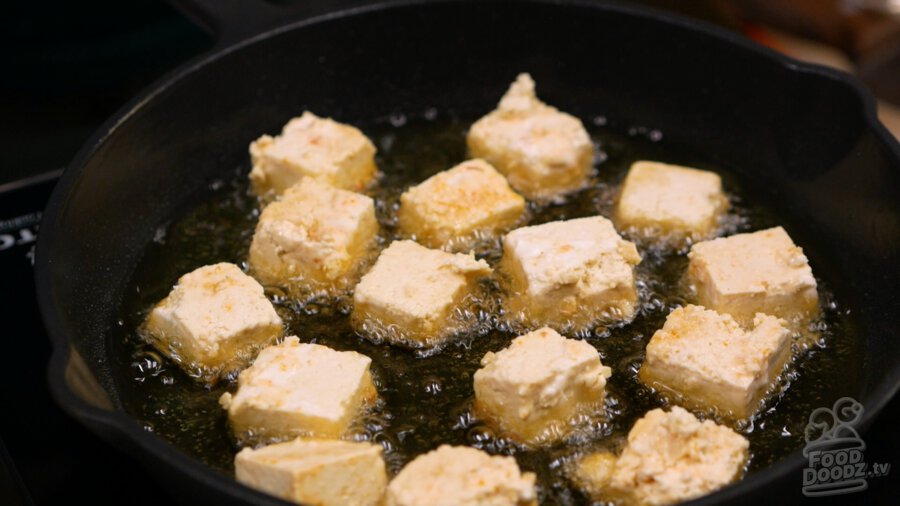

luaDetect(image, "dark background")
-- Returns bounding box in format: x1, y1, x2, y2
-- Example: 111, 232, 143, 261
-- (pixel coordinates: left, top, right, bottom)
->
1, 0, 897, 504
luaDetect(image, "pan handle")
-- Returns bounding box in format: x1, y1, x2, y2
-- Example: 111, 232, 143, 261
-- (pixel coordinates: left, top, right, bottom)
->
167, 0, 374, 48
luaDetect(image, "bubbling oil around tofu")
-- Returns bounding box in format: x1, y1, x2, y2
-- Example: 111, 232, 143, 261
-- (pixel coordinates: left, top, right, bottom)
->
110, 112, 865, 504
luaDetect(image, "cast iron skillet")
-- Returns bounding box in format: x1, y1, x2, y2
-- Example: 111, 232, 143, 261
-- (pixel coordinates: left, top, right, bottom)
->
35, 0, 900, 504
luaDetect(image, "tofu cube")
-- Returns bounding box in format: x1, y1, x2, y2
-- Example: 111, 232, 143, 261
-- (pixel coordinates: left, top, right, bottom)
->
144, 262, 283, 383
616, 161, 728, 241
639, 305, 791, 419
474, 327, 612, 445
571, 452, 617, 500
235, 438, 387, 506
249, 111, 377, 196
351, 240, 492, 348
385, 445, 537, 506
686, 227, 819, 324
397, 159, 525, 249
467, 73, 593, 200
500, 216, 641, 331
590, 407, 749, 506
219, 337, 377, 442
248, 178, 379, 294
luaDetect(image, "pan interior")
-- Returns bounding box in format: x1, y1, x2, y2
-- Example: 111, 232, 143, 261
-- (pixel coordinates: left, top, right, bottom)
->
109, 113, 864, 505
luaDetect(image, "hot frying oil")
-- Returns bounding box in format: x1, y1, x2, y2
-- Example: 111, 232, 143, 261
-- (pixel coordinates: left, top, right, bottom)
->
110, 113, 864, 504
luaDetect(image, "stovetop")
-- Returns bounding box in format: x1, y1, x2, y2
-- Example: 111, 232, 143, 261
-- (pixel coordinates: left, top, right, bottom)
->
0, 173, 177, 505
1, 1, 897, 505
1, 1, 204, 503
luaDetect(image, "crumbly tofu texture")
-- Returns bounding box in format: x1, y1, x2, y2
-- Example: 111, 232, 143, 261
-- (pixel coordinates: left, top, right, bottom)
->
351, 240, 492, 347
616, 161, 728, 241
249, 111, 377, 196
385, 445, 537, 506
219, 337, 376, 442
235, 438, 387, 506
467, 73, 593, 200
500, 216, 641, 331
398, 159, 525, 249
687, 227, 818, 324
639, 305, 791, 419
144, 262, 282, 383
576, 407, 749, 506
474, 327, 612, 445
248, 178, 379, 294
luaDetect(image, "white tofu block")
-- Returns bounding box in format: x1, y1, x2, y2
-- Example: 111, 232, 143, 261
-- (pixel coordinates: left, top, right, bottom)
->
351, 240, 492, 347
248, 178, 379, 294
467, 73, 593, 200
500, 216, 641, 330
235, 438, 387, 506
398, 159, 525, 249
639, 305, 791, 419
616, 161, 728, 241
219, 337, 377, 442
249, 111, 377, 196
385, 445, 537, 506
474, 327, 611, 445
598, 407, 749, 506
144, 262, 283, 383
687, 227, 818, 323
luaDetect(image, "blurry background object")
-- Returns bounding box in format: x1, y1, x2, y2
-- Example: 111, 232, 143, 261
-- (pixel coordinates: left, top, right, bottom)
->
0, 1, 210, 185
707, 0, 900, 134
629, 0, 900, 135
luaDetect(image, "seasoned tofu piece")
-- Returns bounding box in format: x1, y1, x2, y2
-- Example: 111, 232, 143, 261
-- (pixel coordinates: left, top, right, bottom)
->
467, 73, 593, 200
500, 216, 641, 331
235, 438, 387, 506
397, 159, 525, 250
571, 452, 617, 500
219, 337, 376, 443
351, 240, 492, 348
686, 227, 818, 324
144, 262, 282, 383
576, 407, 749, 506
249, 111, 377, 196
248, 178, 379, 295
474, 327, 612, 445
385, 445, 537, 506
639, 305, 791, 419
616, 161, 728, 242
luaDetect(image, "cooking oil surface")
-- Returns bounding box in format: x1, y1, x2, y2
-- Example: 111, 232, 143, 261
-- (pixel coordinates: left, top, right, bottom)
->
110, 113, 864, 504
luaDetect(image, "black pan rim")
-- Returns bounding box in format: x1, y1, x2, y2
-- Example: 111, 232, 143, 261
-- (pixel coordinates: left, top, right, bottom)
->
35, 0, 900, 504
